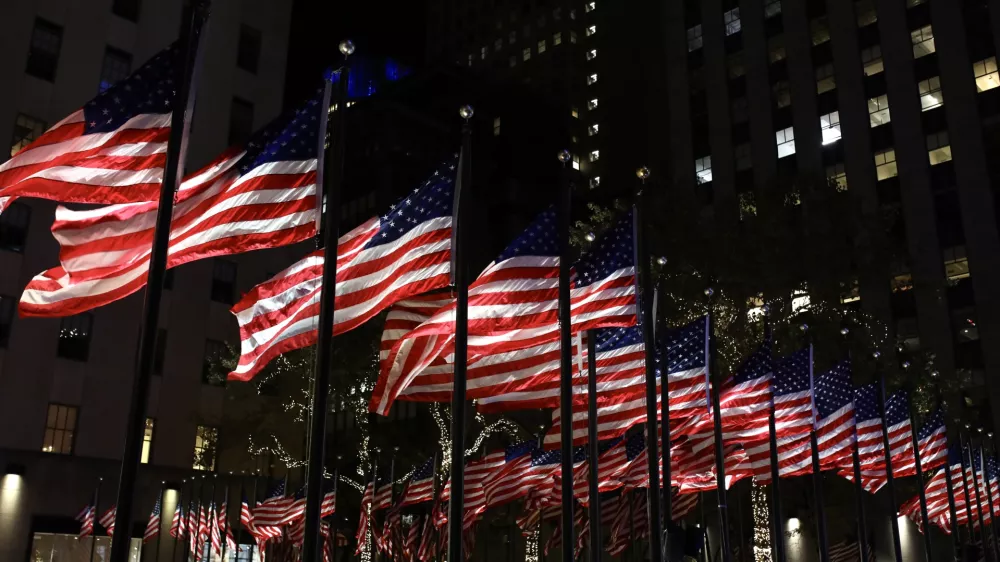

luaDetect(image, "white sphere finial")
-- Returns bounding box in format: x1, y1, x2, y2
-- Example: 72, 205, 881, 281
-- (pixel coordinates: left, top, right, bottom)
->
656, 256, 667, 266
636, 166, 650, 180
840, 327, 849, 336
459, 105, 474, 120
872, 350, 881, 360
339, 39, 355, 56
799, 323, 808, 332
557, 150, 572, 163
902, 360, 911, 369
584, 232, 596, 242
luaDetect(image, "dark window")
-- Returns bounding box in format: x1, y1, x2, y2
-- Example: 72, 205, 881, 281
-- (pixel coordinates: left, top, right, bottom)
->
228, 98, 254, 146
26, 18, 63, 82
58, 314, 93, 361
99, 47, 132, 93
211, 260, 237, 304
10, 113, 47, 157
153, 328, 167, 375
202, 339, 227, 386
164, 268, 175, 290
112, 0, 141, 22
0, 202, 31, 253
237, 25, 262, 74
42, 404, 77, 455
0, 295, 12, 347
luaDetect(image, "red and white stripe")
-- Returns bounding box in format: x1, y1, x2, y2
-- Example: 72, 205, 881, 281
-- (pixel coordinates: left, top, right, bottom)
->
483, 455, 560, 508
240, 499, 256, 539
439, 453, 505, 529
229, 205, 453, 381
209, 503, 222, 558
354, 483, 374, 555
253, 491, 294, 528
170, 503, 184, 538
373, 483, 394, 511
143, 504, 161, 542
76, 505, 95, 538
747, 433, 814, 484
20, 155, 318, 318
99, 506, 117, 536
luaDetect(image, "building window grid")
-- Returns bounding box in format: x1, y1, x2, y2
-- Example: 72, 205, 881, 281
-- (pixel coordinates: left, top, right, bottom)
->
588, 123, 599, 136
820, 111, 842, 145
731, 97, 750, 123
919, 77, 944, 111
586, 25, 597, 37
0, 200, 31, 254
944, 246, 970, 281
810, 17, 830, 46
589, 150, 600, 163
481, 46, 488, 60
816, 64, 836, 94
875, 148, 898, 180
974, 57, 1000, 92
236, 25, 261, 74
768, 36, 786, 63
587, 73, 599, 86
773, 81, 791, 109
509, 56, 516, 68
570, 31, 578, 44
193, 425, 218, 471
99, 47, 132, 93
776, 127, 796, 158
735, 143, 752, 171
588, 98, 599, 111
587, 49, 597, 61
861, 45, 884, 76
927, 131, 952, 165
10, 113, 47, 157
57, 314, 93, 361
141, 418, 155, 464
868, 94, 891, 128
695, 156, 713, 183
538, 39, 547, 54
724, 8, 742, 36
509, 31, 517, 44
911, 25, 936, 59
687, 25, 704, 52
493, 117, 501, 136
572, 154, 580, 170
764, 0, 782, 18
856, 0, 878, 27
42, 404, 77, 455
827, 164, 848, 192
586, 2, 596, 13
210, 259, 237, 304
523, 47, 531, 61
495, 38, 503, 51
589, 176, 601, 188
728, 52, 746, 79
26, 18, 63, 82
0, 295, 12, 348
553, 32, 562, 45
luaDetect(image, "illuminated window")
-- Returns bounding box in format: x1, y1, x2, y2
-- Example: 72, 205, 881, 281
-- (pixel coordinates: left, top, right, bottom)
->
731, 97, 749, 123
589, 176, 601, 188
42, 404, 77, 455
816, 64, 836, 94
586, 25, 597, 37
739, 191, 757, 219
861, 45, 883, 76
944, 246, 970, 281
10, 113, 46, 158
586, 2, 596, 12
570, 8, 577, 19
911, 25, 935, 58
768, 36, 786, 63
587, 73, 599, 85
918, 77, 944, 111
523, 47, 531, 61
538, 39, 547, 54
467, 54, 473, 67
588, 124, 599, 136
764, 0, 781, 18
588, 98, 599, 110
202, 339, 227, 386
554, 32, 562, 45
141, 418, 155, 464
810, 17, 830, 46
927, 131, 952, 165
481, 46, 488, 60
572, 154, 580, 170
493, 117, 501, 136
856, 0, 877, 27
193, 425, 218, 471
820, 111, 841, 145
826, 163, 848, 192
892, 271, 913, 292
776, 127, 796, 158
570, 31, 578, 43
695, 156, 713, 183
974, 57, 1000, 92
587, 49, 597, 61
735, 143, 752, 171
773, 81, 791, 108
572, 108, 579, 118
728, 52, 745, 79
687, 25, 703, 52
874, 149, 897, 180
724, 8, 742, 36
58, 314, 93, 361
589, 150, 600, 162
868, 94, 891, 127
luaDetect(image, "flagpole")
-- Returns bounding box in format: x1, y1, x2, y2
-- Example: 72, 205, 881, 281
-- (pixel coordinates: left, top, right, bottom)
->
301, 40, 353, 562
555, 149, 575, 562
628, 490, 636, 562
236, 475, 245, 562
633, 166, 663, 562
963, 429, 989, 556
876, 368, 904, 562
763, 312, 785, 562
804, 340, 830, 562
902, 369, 932, 562
585, 330, 601, 562
978, 437, 999, 557
655, 282, 673, 534
220, 475, 228, 562
838, 329, 869, 562
89, 478, 103, 562
184, 477, 199, 562
171, 480, 184, 562
448, 104, 474, 562
330, 465, 339, 562
108, 5, 209, 561
155, 482, 166, 562
706, 297, 731, 562
956, 430, 976, 547
387, 449, 397, 560
987, 433, 1000, 553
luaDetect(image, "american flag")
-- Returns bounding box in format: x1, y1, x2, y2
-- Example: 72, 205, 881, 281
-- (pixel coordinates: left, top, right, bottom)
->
616, 431, 659, 490
322, 482, 337, 518
659, 316, 711, 420
674, 436, 754, 493
99, 505, 117, 536
829, 536, 876, 562
76, 505, 95, 538
885, 391, 915, 465
0, 44, 187, 210
253, 479, 291, 528
372, 210, 637, 416
894, 408, 948, 477
20, 82, 332, 318
170, 500, 184, 538
143, 496, 162, 542
229, 157, 457, 381
373, 477, 394, 512
355, 482, 374, 555
482, 441, 542, 507
187, 498, 201, 554
812, 360, 855, 469
240, 494, 256, 539
440, 452, 506, 529
900, 448, 966, 534
282, 487, 308, 525
404, 519, 420, 560
570, 437, 631, 505
209, 502, 222, 558
399, 458, 436, 507
416, 511, 437, 562
606, 491, 632, 556
219, 501, 237, 553
747, 348, 813, 482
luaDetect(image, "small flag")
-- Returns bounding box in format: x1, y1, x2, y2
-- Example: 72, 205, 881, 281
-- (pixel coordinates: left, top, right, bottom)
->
143, 496, 162, 542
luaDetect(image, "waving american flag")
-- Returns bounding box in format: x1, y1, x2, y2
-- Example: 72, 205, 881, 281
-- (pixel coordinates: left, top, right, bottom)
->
143, 497, 162, 542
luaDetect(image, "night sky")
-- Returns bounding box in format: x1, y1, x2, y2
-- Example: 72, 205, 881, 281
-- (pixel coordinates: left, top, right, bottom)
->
283, 0, 428, 107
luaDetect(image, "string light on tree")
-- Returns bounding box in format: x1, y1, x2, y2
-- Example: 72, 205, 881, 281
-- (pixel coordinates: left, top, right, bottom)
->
751, 482, 771, 562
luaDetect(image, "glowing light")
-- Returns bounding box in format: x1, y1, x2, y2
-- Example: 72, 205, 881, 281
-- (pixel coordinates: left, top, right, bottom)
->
787, 517, 800, 532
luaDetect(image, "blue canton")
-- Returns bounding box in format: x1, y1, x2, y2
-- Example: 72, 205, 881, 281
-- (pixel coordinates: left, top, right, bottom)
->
532, 446, 587, 466
655, 316, 708, 376
494, 208, 559, 263
733, 340, 773, 385
814, 360, 853, 419
365, 157, 457, 249
599, 437, 624, 456
266, 479, 286, 500
574, 211, 635, 288
625, 432, 646, 461
884, 391, 911, 427
854, 384, 881, 423
237, 86, 329, 175
151, 497, 161, 516
773, 348, 811, 397
988, 455, 998, 483
917, 408, 946, 441
411, 458, 436, 481
83, 43, 181, 134
595, 326, 642, 354
506, 441, 539, 462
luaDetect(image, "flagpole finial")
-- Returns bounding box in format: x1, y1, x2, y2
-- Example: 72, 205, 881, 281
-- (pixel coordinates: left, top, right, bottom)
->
459, 105, 475, 120
584, 232, 596, 242
799, 323, 808, 332
989, 432, 994, 439
930, 370, 939, 378
703, 287, 714, 297
872, 350, 881, 359
557, 149, 571, 163
656, 256, 667, 265
901, 361, 911, 370
636, 166, 650, 180
840, 327, 849, 336
339, 40, 356, 57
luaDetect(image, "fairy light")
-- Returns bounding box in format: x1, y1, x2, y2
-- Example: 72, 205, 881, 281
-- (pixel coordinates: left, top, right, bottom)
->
751, 482, 771, 562
525, 528, 539, 562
